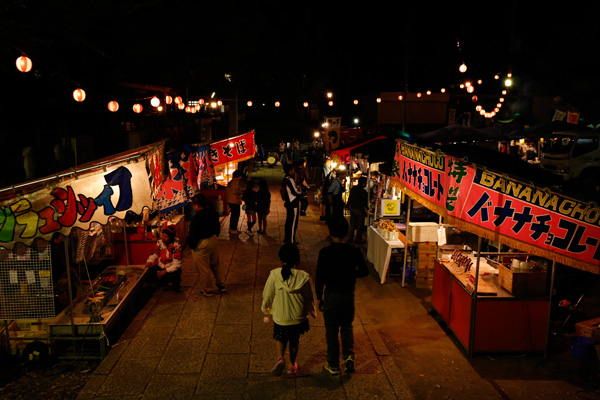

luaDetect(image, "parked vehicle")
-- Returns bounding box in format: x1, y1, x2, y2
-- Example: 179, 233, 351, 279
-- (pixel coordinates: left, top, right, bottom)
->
539, 129, 600, 195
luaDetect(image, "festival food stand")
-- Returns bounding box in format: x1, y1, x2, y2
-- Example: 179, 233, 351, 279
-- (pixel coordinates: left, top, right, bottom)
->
391, 137, 600, 356
0, 132, 256, 359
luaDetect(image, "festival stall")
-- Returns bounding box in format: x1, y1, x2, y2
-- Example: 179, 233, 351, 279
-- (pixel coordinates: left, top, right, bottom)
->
391, 137, 600, 355
0, 131, 256, 359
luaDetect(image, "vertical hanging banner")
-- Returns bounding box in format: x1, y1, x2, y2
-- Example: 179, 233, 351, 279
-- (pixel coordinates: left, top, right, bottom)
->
210, 131, 255, 167
393, 140, 600, 273
0, 162, 153, 250
194, 144, 216, 187
324, 117, 341, 150
155, 150, 188, 213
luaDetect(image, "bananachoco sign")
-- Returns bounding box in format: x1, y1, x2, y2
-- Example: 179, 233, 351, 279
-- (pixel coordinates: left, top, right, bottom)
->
393, 140, 600, 274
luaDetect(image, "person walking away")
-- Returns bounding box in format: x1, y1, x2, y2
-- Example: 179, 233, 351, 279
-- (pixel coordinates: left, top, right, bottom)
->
282, 164, 304, 244
262, 243, 316, 376
188, 193, 226, 297
146, 224, 183, 292
242, 180, 259, 236
320, 159, 333, 221
278, 140, 286, 162
328, 170, 345, 219
347, 176, 368, 244
256, 179, 271, 234
226, 170, 243, 234
294, 160, 310, 216
316, 216, 369, 375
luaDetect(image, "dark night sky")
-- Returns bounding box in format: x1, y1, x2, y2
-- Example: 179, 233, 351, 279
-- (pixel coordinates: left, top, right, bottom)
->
2, 1, 600, 121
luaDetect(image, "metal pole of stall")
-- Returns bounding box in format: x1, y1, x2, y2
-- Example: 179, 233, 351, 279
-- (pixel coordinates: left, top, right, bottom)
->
401, 196, 412, 288
64, 236, 78, 353
545, 259, 557, 359
467, 235, 483, 357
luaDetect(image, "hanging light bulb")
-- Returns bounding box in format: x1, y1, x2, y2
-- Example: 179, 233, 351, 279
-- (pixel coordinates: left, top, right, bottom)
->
275, 101, 280, 107
73, 88, 86, 102
107, 101, 119, 112
16, 55, 32, 73
354, 99, 359, 104
303, 102, 309, 108
376, 98, 381, 103
247, 101, 253, 107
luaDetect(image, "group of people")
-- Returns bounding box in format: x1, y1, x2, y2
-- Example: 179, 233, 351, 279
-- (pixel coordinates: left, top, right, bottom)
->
320, 158, 369, 244
225, 170, 272, 237
261, 216, 369, 376
145, 192, 225, 297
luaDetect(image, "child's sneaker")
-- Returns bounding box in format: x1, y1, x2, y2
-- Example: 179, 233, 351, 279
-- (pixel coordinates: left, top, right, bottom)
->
287, 362, 298, 375
344, 356, 355, 373
323, 363, 339, 375
271, 357, 286, 376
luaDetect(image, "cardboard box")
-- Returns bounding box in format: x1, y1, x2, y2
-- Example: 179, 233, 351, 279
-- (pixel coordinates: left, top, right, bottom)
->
575, 317, 600, 343
417, 242, 438, 253
497, 264, 547, 296
416, 268, 434, 277
418, 252, 435, 264
407, 222, 438, 243
415, 276, 434, 289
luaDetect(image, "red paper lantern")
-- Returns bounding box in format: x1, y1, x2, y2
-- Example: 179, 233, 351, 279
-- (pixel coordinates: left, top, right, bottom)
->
73, 88, 86, 102
174, 96, 182, 104
16, 56, 32, 73
165, 95, 173, 105
177, 103, 185, 110
133, 103, 143, 113
107, 101, 119, 112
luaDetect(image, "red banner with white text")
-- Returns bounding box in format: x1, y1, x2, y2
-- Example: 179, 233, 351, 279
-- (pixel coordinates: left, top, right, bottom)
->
392, 140, 600, 274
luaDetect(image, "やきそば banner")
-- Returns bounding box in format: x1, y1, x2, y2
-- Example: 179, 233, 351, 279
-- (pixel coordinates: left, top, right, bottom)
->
210, 131, 256, 167
0, 162, 152, 249
393, 141, 600, 273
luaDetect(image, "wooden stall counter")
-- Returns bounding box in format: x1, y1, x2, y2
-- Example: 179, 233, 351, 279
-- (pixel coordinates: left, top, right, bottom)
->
432, 259, 549, 356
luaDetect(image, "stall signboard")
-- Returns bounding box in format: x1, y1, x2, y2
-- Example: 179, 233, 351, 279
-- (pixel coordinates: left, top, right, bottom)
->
0, 161, 152, 250
393, 140, 600, 274
381, 199, 401, 217
209, 131, 255, 167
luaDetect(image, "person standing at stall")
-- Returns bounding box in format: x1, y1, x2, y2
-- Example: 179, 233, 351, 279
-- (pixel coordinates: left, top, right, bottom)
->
282, 164, 303, 245
256, 179, 271, 234
146, 224, 183, 292
226, 170, 243, 234
242, 179, 259, 236
316, 216, 369, 375
347, 176, 368, 244
188, 193, 226, 297
328, 170, 345, 219
262, 243, 316, 376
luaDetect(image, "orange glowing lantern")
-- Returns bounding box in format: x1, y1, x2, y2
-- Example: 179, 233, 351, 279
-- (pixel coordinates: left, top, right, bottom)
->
178, 103, 185, 110
16, 56, 32, 73
247, 101, 253, 107
303, 102, 309, 108
165, 95, 173, 104
174, 96, 183, 104
275, 101, 280, 107
150, 96, 160, 107
73, 88, 86, 102
133, 103, 143, 113
107, 101, 119, 112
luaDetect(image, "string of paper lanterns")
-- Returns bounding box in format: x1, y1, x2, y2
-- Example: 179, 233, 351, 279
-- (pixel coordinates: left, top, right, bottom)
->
14, 49, 512, 119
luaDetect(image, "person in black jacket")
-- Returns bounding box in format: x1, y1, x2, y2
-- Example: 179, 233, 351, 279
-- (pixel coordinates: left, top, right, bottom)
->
347, 176, 368, 244
188, 193, 226, 296
316, 216, 369, 375
282, 164, 303, 244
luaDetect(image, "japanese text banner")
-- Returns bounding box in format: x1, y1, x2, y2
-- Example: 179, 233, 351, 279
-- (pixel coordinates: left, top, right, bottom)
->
0, 162, 152, 249
393, 140, 600, 271
210, 131, 255, 167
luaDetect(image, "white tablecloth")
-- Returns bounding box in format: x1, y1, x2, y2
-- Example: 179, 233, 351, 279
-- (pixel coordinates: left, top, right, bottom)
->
367, 226, 405, 284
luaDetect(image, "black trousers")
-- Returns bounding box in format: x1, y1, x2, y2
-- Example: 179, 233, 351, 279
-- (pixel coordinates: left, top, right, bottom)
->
229, 203, 240, 230
284, 202, 300, 243
323, 291, 355, 368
